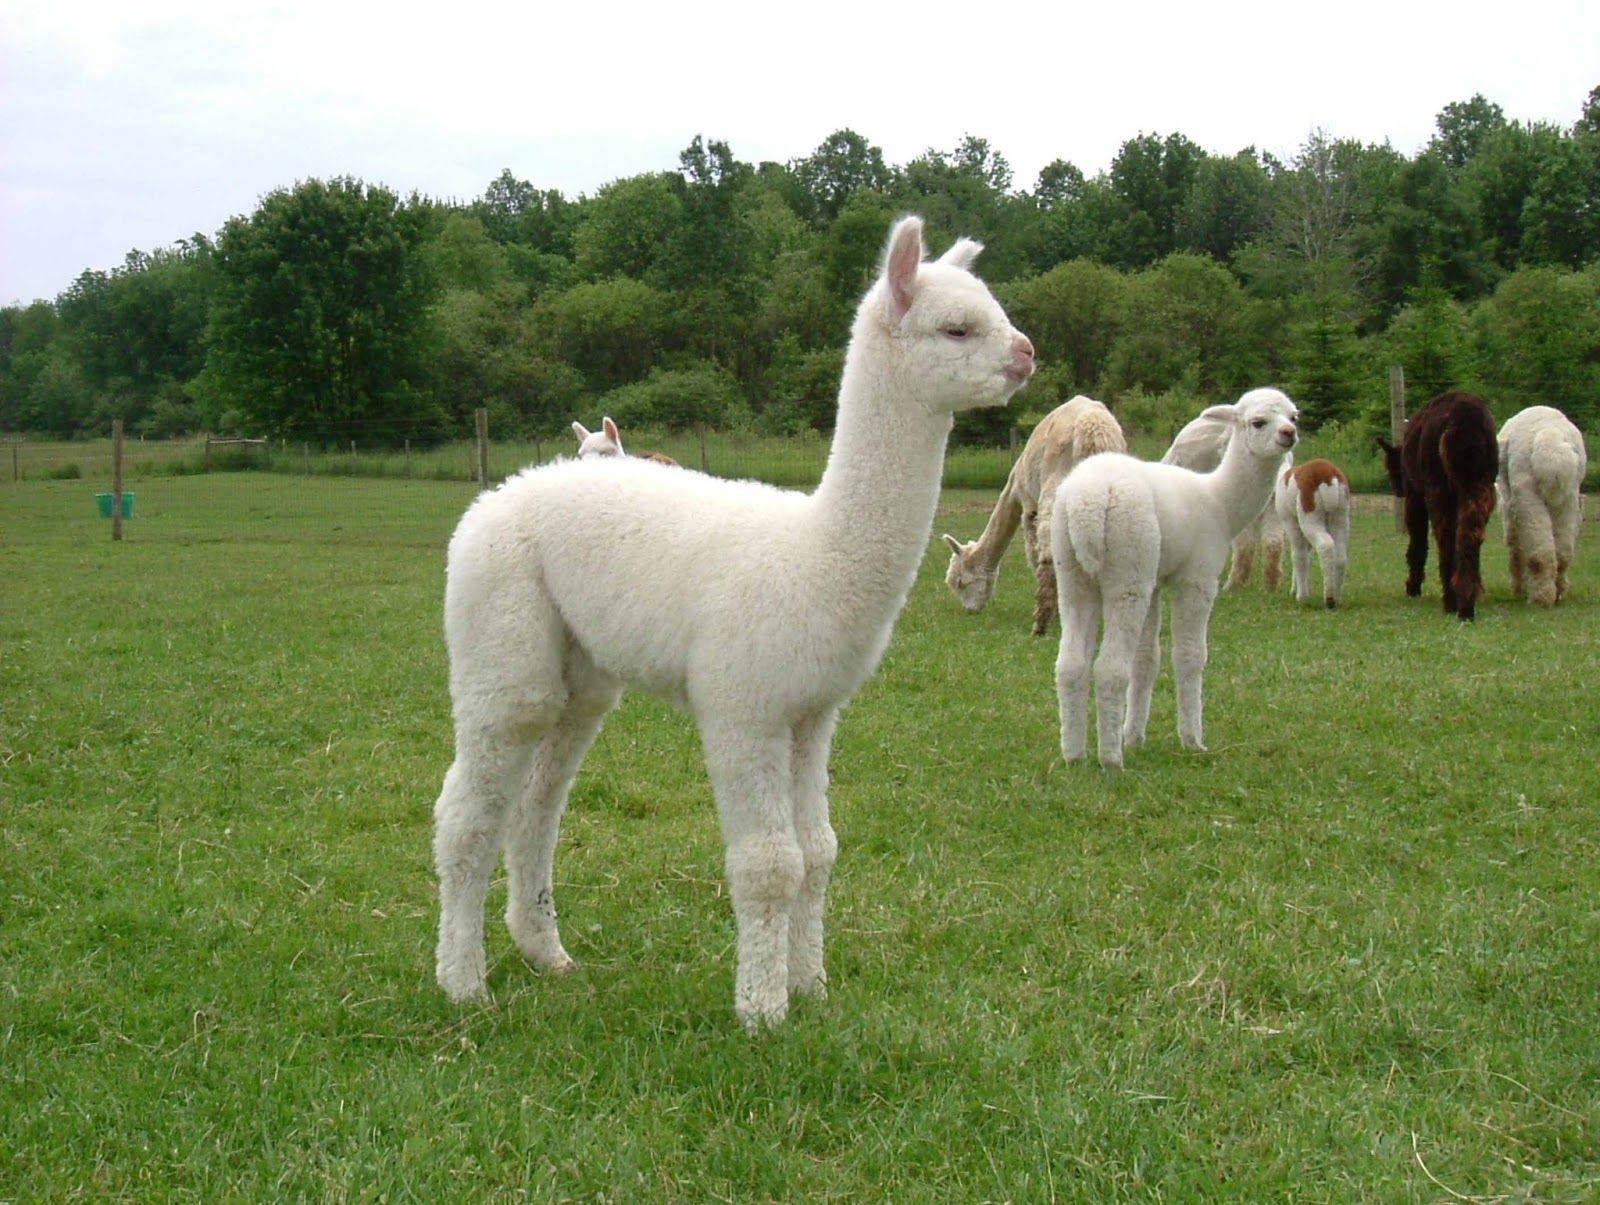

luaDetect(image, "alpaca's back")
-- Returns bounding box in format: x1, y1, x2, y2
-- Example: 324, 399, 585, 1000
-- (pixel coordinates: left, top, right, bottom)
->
1018, 396, 1127, 510
448, 459, 828, 704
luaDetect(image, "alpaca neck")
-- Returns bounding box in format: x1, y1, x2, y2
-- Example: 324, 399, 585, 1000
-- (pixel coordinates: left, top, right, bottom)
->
1205, 440, 1284, 538
970, 468, 1024, 569
810, 348, 954, 609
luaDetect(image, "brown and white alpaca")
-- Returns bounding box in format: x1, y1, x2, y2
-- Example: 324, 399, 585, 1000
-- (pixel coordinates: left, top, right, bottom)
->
572, 416, 679, 466
1272, 456, 1351, 607
942, 395, 1125, 635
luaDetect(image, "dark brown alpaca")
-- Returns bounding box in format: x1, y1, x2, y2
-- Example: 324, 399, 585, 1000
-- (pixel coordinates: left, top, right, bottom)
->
1377, 390, 1498, 620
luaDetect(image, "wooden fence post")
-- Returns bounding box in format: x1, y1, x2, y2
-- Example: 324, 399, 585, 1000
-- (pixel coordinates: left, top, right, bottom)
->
204, 436, 212, 473
475, 407, 490, 488
11, 440, 18, 482
1389, 364, 1406, 532
698, 425, 709, 474
111, 418, 125, 542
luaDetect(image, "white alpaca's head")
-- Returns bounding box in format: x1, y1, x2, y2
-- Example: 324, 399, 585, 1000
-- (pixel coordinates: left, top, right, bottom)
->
573, 416, 624, 459
941, 533, 996, 611
1205, 388, 1300, 463
857, 216, 1035, 415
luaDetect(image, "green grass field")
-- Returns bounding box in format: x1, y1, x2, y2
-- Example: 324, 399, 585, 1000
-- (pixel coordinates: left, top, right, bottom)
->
4, 472, 1598, 1200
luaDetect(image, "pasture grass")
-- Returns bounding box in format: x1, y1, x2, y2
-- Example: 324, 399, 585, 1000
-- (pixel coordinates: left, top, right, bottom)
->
3, 473, 1599, 1200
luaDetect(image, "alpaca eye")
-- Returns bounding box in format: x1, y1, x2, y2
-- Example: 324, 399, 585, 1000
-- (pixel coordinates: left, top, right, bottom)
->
943, 325, 969, 339
1251, 419, 1267, 428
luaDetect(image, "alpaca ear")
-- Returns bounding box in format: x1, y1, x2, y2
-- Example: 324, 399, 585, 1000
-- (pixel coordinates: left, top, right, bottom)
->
942, 533, 963, 554
881, 215, 925, 321
1375, 436, 1393, 453
937, 237, 984, 271
572, 421, 590, 440
603, 416, 621, 447
1198, 404, 1238, 426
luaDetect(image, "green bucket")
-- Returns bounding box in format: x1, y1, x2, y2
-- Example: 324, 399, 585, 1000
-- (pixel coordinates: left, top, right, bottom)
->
95, 491, 135, 518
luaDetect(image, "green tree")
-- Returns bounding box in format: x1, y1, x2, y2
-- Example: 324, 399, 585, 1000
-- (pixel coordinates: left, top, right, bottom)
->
536, 276, 677, 392
1105, 132, 1207, 268
208, 177, 440, 442
1382, 285, 1476, 404
571, 173, 685, 284
1521, 131, 1600, 268
1472, 264, 1600, 426
1429, 94, 1508, 171
998, 259, 1128, 394
790, 130, 895, 226
1176, 150, 1273, 263
1105, 253, 1268, 397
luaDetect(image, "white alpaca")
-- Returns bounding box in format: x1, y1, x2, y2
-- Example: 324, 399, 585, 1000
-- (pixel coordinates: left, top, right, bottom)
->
942, 395, 1125, 635
572, 416, 623, 459
573, 416, 679, 465
1273, 456, 1352, 608
1497, 405, 1586, 606
1162, 408, 1283, 590
432, 216, 1034, 1029
1053, 388, 1299, 769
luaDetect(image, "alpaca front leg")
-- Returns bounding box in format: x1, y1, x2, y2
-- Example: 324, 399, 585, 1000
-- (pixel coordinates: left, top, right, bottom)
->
1169, 579, 1216, 752
1224, 531, 1255, 590
787, 710, 839, 999
504, 687, 618, 974
1122, 589, 1161, 750
704, 724, 803, 1030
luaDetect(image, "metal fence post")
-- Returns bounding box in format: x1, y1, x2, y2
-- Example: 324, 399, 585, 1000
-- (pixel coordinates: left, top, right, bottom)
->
111, 419, 124, 542
475, 408, 490, 488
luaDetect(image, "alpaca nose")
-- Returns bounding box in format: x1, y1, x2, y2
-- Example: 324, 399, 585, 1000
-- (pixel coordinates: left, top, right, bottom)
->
1013, 333, 1035, 362
1008, 333, 1035, 380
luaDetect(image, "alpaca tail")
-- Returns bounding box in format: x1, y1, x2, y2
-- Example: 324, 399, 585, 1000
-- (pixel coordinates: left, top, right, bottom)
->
1072, 407, 1128, 461
1440, 413, 1499, 496
1061, 462, 1148, 581
1314, 475, 1350, 519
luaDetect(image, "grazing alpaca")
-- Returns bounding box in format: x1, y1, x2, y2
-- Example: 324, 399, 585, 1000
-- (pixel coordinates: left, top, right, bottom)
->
1496, 405, 1586, 606
432, 216, 1034, 1028
1273, 456, 1351, 608
942, 395, 1125, 635
1053, 388, 1298, 769
1162, 408, 1283, 591
572, 416, 678, 465
1377, 390, 1498, 620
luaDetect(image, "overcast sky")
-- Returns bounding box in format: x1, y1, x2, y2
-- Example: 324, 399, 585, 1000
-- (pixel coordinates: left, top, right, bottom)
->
3, 0, 1597, 307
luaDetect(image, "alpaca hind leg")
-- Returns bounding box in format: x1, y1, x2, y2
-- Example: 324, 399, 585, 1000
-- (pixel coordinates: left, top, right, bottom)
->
1323, 509, 1351, 607
434, 725, 541, 1002
1093, 588, 1151, 770
1169, 578, 1217, 751
787, 709, 839, 999
1552, 500, 1581, 602
1519, 503, 1559, 607
701, 721, 803, 1030
434, 580, 567, 1002
503, 666, 622, 974
1224, 531, 1255, 590
1122, 588, 1162, 750
1404, 494, 1429, 598
1506, 502, 1527, 598
1261, 529, 1284, 592
1031, 556, 1059, 636
1055, 561, 1101, 765
1287, 522, 1313, 603
1431, 509, 1459, 613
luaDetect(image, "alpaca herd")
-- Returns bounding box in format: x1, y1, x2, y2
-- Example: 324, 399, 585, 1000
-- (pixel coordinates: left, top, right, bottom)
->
431, 214, 1587, 1029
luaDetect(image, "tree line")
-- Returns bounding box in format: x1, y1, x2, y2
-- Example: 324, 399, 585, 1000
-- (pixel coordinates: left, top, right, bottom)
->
3, 88, 1598, 447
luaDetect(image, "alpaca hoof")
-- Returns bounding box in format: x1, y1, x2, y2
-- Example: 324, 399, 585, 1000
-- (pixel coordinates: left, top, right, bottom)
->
512, 928, 577, 974
1325, 598, 1337, 610
737, 996, 789, 1033
789, 972, 828, 1001
437, 957, 489, 1004
1098, 752, 1123, 771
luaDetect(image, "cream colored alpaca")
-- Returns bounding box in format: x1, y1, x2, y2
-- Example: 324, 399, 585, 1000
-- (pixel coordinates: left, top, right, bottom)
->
432, 217, 1034, 1029
1497, 405, 1586, 606
942, 396, 1125, 634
